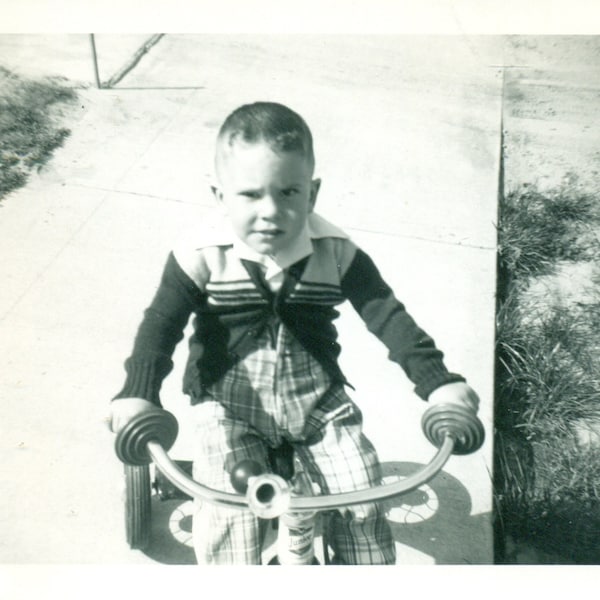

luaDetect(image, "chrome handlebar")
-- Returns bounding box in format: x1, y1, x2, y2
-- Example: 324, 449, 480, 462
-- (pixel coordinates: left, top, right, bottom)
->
115, 403, 484, 518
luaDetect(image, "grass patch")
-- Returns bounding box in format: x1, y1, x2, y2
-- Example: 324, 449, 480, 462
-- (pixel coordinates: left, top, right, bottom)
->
0, 66, 77, 200
495, 185, 600, 563
497, 186, 599, 285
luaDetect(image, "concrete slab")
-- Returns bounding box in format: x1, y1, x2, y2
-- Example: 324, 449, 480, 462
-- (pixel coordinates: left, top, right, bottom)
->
0, 34, 500, 564
39, 87, 197, 191
0, 182, 107, 317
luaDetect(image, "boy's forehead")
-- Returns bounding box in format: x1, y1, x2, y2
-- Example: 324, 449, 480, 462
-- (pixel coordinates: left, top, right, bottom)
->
215, 139, 313, 180
216, 138, 267, 160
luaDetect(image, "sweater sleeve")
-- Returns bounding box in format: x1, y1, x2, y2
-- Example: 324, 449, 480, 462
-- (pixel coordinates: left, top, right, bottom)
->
113, 252, 204, 406
340, 247, 465, 400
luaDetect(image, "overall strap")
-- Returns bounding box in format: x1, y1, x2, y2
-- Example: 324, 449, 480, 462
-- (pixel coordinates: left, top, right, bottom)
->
240, 256, 311, 307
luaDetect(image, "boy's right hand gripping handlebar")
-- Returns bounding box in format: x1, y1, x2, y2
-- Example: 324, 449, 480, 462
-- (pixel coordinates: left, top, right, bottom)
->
114, 402, 484, 516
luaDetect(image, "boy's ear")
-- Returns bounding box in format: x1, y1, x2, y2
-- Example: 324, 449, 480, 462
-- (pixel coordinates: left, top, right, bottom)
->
309, 178, 321, 212
211, 185, 223, 203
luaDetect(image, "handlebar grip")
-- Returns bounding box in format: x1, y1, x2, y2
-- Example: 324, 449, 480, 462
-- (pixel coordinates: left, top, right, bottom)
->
115, 409, 179, 466
421, 403, 485, 455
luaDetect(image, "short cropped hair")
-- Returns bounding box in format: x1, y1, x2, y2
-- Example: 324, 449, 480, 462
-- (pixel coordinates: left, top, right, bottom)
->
216, 102, 315, 171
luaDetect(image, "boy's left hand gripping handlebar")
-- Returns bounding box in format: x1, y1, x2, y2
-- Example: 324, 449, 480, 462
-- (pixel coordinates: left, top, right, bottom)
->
421, 403, 485, 455
115, 408, 179, 466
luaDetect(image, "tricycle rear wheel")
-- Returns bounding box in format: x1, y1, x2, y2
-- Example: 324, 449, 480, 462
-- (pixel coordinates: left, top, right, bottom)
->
124, 464, 152, 549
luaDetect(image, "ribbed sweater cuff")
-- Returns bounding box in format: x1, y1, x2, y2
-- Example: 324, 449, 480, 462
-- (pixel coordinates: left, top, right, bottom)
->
413, 363, 466, 400
112, 358, 168, 407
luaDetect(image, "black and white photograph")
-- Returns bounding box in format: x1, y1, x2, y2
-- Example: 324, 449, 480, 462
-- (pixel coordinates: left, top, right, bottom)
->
0, 0, 599, 595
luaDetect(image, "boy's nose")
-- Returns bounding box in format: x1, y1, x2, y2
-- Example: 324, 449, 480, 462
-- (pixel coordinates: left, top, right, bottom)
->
257, 194, 279, 219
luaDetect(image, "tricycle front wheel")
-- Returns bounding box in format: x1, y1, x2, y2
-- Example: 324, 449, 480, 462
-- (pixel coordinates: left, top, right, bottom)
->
124, 464, 152, 549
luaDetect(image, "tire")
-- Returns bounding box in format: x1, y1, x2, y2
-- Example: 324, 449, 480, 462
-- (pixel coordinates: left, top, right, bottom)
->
124, 463, 152, 550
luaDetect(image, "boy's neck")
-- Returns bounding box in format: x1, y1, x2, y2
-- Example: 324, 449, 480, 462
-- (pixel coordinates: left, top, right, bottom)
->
233, 224, 312, 279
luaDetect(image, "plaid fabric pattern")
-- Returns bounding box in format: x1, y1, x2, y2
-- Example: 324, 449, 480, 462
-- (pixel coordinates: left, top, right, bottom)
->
206, 325, 332, 444
191, 325, 395, 565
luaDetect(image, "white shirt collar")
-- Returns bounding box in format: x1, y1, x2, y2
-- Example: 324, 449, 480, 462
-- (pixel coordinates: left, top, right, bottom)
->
178, 212, 349, 282
233, 223, 313, 281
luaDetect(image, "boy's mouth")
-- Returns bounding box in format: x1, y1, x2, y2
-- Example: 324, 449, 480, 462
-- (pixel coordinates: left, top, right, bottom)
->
254, 229, 284, 238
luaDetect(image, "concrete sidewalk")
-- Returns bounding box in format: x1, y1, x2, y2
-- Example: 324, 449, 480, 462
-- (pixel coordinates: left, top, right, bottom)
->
0, 34, 501, 564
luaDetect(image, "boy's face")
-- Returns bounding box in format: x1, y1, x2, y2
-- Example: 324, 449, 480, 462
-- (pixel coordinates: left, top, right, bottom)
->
213, 141, 320, 256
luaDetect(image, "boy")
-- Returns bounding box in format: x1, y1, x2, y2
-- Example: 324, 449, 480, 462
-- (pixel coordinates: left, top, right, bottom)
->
111, 101, 480, 565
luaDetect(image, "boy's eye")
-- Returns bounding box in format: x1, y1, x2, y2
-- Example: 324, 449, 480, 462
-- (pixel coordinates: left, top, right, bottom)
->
240, 191, 261, 199
281, 188, 299, 198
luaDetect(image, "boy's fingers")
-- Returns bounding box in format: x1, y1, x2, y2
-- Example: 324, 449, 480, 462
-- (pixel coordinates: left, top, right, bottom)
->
464, 397, 479, 413
110, 411, 135, 433
467, 389, 481, 411
107, 409, 128, 433
108, 399, 157, 434
109, 415, 121, 433
428, 382, 480, 413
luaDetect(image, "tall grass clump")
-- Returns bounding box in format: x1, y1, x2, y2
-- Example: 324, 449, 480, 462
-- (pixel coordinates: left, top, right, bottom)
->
0, 66, 77, 200
497, 187, 598, 287
495, 185, 600, 563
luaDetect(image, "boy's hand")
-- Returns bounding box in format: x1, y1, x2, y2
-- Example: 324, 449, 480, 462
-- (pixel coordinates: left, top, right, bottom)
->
109, 397, 157, 433
427, 382, 480, 414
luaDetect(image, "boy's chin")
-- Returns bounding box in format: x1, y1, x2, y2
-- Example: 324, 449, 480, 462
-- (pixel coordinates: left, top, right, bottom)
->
248, 235, 288, 256
251, 241, 280, 256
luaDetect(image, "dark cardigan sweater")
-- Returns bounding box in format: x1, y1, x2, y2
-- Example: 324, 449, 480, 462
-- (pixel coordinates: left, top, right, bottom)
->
114, 215, 465, 407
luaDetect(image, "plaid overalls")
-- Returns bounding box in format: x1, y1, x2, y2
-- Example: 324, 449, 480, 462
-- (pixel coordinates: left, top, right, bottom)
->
191, 320, 396, 564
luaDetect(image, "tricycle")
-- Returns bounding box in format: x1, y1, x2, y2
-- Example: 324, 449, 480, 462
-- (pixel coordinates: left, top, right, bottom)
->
114, 402, 484, 564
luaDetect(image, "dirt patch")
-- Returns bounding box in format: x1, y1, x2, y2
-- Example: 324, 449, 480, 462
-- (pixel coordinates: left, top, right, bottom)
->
503, 39, 600, 196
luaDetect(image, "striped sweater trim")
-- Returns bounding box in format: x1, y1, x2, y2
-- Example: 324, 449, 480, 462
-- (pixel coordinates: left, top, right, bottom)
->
205, 280, 345, 307
287, 281, 345, 305
206, 280, 268, 305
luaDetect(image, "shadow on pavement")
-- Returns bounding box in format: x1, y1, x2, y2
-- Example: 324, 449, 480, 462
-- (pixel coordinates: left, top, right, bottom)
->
145, 497, 196, 565
381, 461, 490, 564
134, 459, 487, 565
